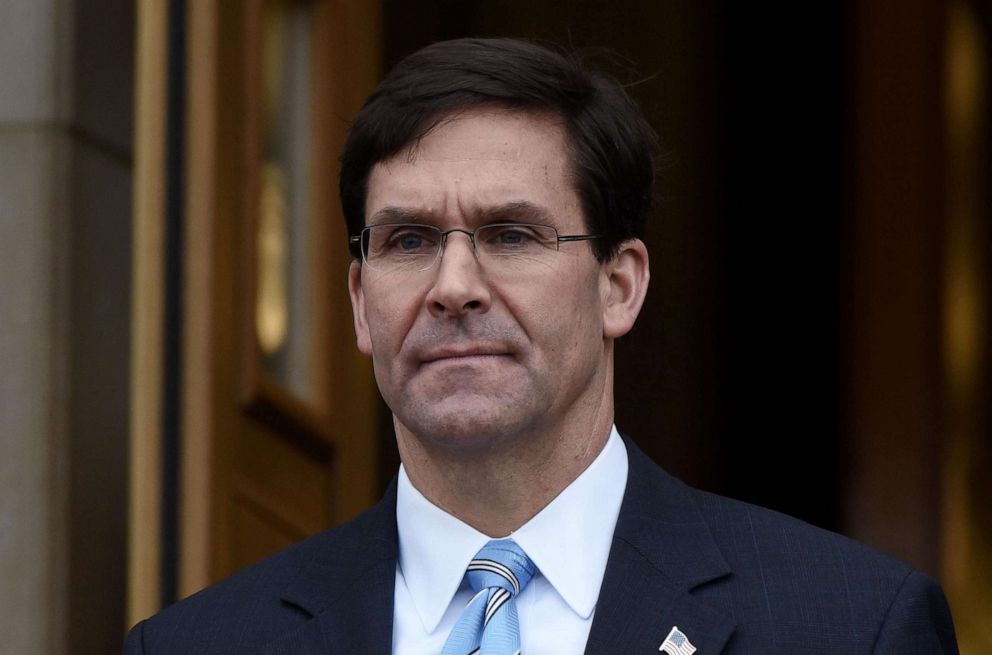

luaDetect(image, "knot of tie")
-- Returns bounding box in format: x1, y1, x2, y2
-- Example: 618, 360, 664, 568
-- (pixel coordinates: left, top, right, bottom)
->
441, 539, 536, 655
466, 539, 536, 597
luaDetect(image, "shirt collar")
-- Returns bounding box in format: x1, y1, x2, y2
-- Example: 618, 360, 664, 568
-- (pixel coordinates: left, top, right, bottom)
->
395, 464, 491, 634
395, 426, 628, 632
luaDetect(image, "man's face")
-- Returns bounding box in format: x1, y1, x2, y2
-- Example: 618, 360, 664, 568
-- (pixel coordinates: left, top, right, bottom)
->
349, 109, 613, 454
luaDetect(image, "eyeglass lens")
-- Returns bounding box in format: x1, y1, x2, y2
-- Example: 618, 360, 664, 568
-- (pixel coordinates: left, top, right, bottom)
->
362, 223, 561, 271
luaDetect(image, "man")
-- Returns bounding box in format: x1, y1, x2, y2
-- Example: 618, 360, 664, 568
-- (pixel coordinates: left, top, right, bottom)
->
125, 38, 958, 654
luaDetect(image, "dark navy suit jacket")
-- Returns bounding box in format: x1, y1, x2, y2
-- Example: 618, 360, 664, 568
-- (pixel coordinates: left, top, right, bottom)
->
124, 438, 958, 654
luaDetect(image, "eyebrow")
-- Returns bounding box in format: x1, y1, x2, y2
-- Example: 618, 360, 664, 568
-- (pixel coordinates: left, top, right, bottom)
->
477, 200, 553, 225
367, 206, 430, 225
367, 200, 554, 226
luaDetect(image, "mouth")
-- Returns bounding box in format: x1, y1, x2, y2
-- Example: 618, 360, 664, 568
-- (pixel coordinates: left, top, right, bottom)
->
419, 346, 512, 366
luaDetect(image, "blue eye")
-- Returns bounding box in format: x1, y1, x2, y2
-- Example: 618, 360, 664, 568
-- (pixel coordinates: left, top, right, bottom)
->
397, 233, 425, 250
496, 230, 529, 245
484, 225, 539, 250
382, 226, 437, 254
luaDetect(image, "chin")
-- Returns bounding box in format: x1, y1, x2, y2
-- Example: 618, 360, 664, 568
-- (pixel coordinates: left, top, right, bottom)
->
397, 396, 540, 455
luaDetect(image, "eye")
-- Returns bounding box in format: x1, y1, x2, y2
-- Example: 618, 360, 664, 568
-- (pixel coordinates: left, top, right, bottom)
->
496, 229, 531, 245
396, 233, 425, 250
381, 226, 438, 254
482, 224, 543, 250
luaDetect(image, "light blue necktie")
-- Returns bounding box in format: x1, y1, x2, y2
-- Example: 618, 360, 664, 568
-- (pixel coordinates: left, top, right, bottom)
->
441, 539, 537, 655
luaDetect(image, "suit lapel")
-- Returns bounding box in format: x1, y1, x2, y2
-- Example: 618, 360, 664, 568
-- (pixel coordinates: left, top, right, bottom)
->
259, 480, 400, 655
585, 438, 736, 654
254, 438, 735, 654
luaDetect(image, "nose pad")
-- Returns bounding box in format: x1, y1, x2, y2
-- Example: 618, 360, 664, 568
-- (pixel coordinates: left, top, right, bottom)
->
438, 228, 478, 264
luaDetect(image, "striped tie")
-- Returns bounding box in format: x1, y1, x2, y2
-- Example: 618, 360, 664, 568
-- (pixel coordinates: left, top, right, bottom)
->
441, 540, 536, 655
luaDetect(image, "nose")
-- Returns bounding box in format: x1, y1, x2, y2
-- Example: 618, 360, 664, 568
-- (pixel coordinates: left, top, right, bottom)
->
424, 231, 492, 319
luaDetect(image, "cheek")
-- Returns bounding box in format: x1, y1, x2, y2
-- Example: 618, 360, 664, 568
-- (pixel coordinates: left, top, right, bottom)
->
364, 300, 410, 398
366, 302, 404, 355
520, 272, 604, 358
362, 279, 429, 361
558, 264, 604, 323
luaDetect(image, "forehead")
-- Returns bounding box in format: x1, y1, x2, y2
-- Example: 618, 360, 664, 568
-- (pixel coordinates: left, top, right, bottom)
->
365, 108, 582, 227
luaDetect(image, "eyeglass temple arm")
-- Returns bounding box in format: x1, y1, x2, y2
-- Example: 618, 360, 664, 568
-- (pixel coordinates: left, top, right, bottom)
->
557, 234, 602, 243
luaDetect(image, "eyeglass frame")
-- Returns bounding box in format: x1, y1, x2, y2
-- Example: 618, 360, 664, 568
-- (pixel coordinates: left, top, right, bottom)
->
348, 222, 602, 271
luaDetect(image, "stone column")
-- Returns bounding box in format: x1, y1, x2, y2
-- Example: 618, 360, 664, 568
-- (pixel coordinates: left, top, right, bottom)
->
1, 1, 134, 653
0, 2, 74, 654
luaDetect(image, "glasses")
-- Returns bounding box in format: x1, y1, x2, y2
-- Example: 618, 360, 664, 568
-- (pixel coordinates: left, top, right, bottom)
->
349, 223, 601, 273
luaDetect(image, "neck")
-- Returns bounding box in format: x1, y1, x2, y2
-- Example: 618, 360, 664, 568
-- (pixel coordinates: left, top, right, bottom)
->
396, 384, 615, 537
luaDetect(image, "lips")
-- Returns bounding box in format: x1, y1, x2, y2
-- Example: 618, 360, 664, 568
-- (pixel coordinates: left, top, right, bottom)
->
404, 321, 522, 368
419, 345, 511, 364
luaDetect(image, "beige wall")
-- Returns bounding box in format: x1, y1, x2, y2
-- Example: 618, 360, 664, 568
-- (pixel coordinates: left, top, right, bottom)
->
0, 2, 73, 653
0, 1, 132, 653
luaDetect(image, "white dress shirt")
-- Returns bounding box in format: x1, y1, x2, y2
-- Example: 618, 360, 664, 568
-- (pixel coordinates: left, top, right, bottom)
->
392, 426, 629, 654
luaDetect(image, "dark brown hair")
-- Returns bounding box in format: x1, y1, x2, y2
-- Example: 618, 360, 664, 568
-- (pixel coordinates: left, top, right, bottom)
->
340, 38, 658, 261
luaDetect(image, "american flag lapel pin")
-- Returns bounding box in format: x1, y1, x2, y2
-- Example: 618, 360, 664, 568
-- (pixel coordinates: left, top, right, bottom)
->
659, 625, 697, 655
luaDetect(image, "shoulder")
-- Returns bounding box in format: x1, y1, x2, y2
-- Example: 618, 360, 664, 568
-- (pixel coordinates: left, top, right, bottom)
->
691, 487, 957, 653
692, 483, 913, 585
620, 437, 957, 653
622, 436, 917, 590
125, 492, 397, 654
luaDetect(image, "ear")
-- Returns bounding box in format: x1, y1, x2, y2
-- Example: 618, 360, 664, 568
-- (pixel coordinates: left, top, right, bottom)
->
348, 260, 373, 355
600, 239, 650, 339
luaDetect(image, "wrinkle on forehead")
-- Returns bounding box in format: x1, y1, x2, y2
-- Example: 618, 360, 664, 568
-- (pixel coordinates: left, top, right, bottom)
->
394, 108, 566, 165
377, 149, 524, 169
365, 108, 581, 229
368, 200, 554, 227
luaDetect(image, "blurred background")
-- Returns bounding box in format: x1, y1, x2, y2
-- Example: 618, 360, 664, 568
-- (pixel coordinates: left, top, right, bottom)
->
1, 0, 990, 653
